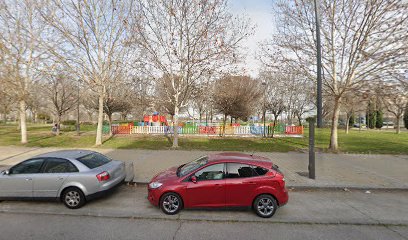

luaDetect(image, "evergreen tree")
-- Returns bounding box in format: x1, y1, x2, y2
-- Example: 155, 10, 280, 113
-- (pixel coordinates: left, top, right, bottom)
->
348, 113, 355, 127
375, 110, 383, 129
366, 101, 376, 129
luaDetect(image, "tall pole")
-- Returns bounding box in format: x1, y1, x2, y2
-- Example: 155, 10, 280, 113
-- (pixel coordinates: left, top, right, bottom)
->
314, 0, 323, 128
308, 117, 316, 179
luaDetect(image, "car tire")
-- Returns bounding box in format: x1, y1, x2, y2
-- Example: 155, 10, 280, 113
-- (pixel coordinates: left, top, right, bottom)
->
160, 192, 183, 215
253, 194, 277, 218
62, 187, 86, 209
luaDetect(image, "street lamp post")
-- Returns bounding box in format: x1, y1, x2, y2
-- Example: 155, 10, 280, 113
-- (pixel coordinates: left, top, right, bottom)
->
308, 0, 322, 179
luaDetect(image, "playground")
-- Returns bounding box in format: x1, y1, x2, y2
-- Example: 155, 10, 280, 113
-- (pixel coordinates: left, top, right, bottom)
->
104, 113, 304, 137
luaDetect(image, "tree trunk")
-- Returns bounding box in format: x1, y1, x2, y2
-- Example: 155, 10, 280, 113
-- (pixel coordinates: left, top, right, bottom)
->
345, 113, 351, 134
210, 107, 213, 123
262, 110, 266, 137
295, 113, 302, 126
329, 97, 341, 151
108, 114, 113, 136
172, 106, 179, 148
271, 115, 278, 138
95, 92, 104, 146
56, 114, 61, 135
287, 110, 292, 125
396, 116, 401, 134
222, 113, 227, 137
88, 112, 93, 122
32, 111, 37, 123
19, 100, 28, 144
2, 112, 7, 124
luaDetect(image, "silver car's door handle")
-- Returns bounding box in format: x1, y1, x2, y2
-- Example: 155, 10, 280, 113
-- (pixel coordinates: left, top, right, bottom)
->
25, 178, 32, 181
57, 177, 64, 181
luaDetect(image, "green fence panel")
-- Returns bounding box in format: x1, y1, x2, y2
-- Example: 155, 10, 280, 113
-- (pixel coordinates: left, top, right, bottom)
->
181, 126, 198, 134
102, 125, 110, 134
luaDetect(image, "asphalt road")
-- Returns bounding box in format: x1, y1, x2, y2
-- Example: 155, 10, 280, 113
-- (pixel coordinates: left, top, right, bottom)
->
0, 187, 408, 239
0, 213, 407, 240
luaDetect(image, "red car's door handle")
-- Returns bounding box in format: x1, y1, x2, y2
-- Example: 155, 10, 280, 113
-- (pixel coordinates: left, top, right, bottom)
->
245, 182, 256, 185
214, 184, 223, 187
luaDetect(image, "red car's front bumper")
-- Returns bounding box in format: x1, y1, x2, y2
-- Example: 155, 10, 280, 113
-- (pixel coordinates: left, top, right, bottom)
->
147, 188, 161, 206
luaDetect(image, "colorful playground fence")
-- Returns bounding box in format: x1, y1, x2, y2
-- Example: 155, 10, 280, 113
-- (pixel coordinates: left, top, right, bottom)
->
105, 124, 303, 136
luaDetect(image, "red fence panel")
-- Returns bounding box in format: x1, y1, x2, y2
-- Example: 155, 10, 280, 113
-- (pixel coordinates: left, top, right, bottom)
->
285, 126, 304, 135
199, 126, 217, 134
111, 125, 131, 134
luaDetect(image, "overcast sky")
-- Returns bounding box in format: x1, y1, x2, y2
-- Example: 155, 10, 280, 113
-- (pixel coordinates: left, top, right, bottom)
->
229, 0, 276, 77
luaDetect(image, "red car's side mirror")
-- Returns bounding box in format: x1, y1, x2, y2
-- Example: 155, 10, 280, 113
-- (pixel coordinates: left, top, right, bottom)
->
191, 176, 197, 183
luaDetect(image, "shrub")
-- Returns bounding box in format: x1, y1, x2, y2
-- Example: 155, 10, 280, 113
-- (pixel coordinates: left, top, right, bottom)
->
81, 122, 95, 125
61, 120, 77, 126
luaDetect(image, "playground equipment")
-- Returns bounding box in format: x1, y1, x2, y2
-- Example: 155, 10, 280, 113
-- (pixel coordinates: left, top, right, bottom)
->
143, 112, 168, 126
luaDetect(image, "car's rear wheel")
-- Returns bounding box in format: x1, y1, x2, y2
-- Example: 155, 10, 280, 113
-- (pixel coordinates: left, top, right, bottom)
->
253, 194, 277, 218
62, 187, 86, 209
160, 192, 182, 215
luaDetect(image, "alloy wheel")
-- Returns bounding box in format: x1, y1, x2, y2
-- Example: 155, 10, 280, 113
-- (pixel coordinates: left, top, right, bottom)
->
162, 195, 180, 213
65, 191, 81, 207
257, 197, 274, 216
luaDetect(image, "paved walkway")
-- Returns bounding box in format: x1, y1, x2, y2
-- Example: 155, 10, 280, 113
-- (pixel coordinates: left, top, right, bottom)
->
1, 146, 407, 189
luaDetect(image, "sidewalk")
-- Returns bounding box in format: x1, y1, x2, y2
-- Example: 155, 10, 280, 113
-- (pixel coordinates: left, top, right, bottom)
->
1, 185, 408, 225
1, 146, 407, 189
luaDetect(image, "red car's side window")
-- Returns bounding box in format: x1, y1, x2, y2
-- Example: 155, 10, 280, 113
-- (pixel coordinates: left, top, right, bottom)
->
194, 164, 225, 181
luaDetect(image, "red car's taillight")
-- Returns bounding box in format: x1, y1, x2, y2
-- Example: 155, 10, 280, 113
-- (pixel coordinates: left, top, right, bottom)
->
96, 171, 110, 181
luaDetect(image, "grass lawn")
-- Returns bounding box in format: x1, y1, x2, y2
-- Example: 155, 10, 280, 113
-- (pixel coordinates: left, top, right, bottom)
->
0, 123, 407, 154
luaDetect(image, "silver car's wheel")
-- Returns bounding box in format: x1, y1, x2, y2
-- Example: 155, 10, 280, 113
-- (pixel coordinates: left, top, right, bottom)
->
160, 193, 182, 215
62, 187, 85, 209
253, 194, 277, 218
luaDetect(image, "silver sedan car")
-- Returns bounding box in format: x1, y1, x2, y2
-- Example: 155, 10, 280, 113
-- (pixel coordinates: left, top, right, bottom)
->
0, 150, 126, 209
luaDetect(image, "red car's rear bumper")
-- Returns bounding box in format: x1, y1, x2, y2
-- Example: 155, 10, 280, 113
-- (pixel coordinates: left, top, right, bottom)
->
277, 188, 289, 206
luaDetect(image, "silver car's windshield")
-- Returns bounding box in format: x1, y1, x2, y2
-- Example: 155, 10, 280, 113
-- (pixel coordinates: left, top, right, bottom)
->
179, 156, 208, 177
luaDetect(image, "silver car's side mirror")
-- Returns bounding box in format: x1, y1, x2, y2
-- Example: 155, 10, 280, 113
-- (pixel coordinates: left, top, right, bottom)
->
3, 170, 9, 175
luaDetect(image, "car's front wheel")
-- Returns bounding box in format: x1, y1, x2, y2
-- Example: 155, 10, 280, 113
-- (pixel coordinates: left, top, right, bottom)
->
253, 194, 277, 218
62, 187, 86, 209
160, 192, 183, 215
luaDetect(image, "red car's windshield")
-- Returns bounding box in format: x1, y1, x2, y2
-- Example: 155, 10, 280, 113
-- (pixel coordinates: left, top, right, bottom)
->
178, 156, 208, 177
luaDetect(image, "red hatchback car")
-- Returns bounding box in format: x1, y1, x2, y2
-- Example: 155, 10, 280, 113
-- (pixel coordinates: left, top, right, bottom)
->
147, 152, 288, 218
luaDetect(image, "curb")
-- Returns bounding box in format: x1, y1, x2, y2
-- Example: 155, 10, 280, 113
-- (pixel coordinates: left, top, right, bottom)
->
1, 209, 407, 227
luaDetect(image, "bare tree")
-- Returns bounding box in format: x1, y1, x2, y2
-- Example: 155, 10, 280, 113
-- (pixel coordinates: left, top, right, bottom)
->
40, 0, 134, 145
260, 72, 287, 138
130, 0, 252, 147
213, 75, 261, 136
43, 73, 78, 135
0, 82, 14, 123
0, 0, 46, 143
341, 91, 367, 134
262, 0, 408, 150
104, 85, 134, 136
382, 83, 408, 134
